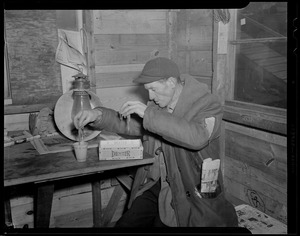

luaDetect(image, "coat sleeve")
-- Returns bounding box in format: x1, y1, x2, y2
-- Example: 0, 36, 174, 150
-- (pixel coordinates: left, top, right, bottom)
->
88, 107, 144, 136
143, 98, 222, 150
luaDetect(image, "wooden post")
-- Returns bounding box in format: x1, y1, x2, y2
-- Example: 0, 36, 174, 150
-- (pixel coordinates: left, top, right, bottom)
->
34, 183, 55, 228
212, 11, 232, 195
212, 9, 237, 102
82, 10, 96, 94
167, 10, 178, 62
91, 180, 102, 227
4, 190, 14, 229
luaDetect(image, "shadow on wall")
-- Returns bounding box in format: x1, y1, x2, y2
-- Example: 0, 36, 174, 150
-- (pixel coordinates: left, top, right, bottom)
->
97, 85, 149, 111
127, 86, 149, 104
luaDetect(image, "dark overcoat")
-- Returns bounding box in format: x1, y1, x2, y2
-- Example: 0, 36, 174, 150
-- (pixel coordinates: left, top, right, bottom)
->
90, 74, 238, 227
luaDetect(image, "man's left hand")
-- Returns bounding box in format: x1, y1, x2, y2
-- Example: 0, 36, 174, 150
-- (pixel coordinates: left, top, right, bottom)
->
119, 101, 147, 118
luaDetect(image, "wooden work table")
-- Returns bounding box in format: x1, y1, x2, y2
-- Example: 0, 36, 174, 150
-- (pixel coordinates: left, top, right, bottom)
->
4, 139, 154, 228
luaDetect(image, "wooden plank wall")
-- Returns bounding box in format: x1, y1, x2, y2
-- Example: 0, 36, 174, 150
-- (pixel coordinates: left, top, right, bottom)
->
92, 10, 168, 109
223, 122, 287, 224
176, 9, 213, 90
6, 9, 216, 228
93, 9, 214, 110
5, 10, 62, 105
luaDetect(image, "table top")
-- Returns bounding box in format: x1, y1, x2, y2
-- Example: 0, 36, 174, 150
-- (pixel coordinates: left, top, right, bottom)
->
4, 141, 154, 187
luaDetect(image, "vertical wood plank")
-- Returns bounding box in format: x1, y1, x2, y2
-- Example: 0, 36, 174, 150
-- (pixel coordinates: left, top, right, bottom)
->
185, 11, 191, 74
167, 10, 178, 62
83, 10, 96, 93
4, 191, 14, 229
34, 183, 54, 228
226, 10, 237, 100
220, 121, 226, 184
91, 180, 102, 227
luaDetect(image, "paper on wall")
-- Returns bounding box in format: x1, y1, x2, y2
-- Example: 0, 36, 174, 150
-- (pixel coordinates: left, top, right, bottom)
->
55, 29, 87, 75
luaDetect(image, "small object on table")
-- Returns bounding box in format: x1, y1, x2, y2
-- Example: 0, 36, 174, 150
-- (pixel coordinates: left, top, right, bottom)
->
99, 139, 143, 160
4, 134, 41, 147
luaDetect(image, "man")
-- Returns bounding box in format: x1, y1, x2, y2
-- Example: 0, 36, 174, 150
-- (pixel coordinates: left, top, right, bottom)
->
73, 57, 238, 227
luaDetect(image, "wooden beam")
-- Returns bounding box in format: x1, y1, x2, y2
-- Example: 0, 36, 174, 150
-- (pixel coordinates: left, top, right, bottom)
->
4, 191, 14, 229
83, 10, 96, 93
230, 37, 287, 45
223, 101, 286, 136
116, 174, 134, 191
101, 184, 124, 227
167, 10, 178, 61
91, 180, 102, 227
34, 183, 55, 228
4, 101, 57, 115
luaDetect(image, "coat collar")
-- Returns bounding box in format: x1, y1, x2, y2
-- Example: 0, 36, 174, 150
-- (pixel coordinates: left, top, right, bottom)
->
172, 74, 210, 117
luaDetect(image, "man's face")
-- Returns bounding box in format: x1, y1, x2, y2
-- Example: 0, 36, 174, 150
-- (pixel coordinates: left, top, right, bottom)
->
144, 78, 176, 108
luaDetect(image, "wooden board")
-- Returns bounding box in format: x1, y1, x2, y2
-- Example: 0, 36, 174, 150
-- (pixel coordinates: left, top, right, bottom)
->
94, 34, 167, 48
95, 48, 169, 66
265, 64, 287, 73
225, 122, 287, 160
225, 129, 287, 185
93, 10, 167, 34
224, 157, 286, 204
50, 198, 127, 228
31, 134, 100, 155
101, 184, 125, 226
223, 105, 287, 136
254, 57, 287, 67
224, 177, 287, 224
224, 122, 287, 224
96, 86, 148, 111
5, 10, 62, 105
189, 51, 213, 77
96, 64, 144, 74
241, 46, 270, 54
96, 72, 140, 88
246, 51, 281, 60
10, 182, 127, 228
4, 141, 154, 187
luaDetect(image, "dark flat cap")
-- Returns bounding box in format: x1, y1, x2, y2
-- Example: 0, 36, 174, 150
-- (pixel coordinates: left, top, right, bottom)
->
133, 57, 180, 84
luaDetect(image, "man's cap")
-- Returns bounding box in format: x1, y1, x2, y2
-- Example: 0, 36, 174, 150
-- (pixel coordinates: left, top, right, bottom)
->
133, 57, 180, 84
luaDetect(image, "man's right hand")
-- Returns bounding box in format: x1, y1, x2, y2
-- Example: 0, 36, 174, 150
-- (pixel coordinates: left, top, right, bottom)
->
73, 109, 102, 129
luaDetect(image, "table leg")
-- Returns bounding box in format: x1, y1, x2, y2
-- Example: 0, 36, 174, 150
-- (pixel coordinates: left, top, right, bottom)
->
34, 183, 54, 228
92, 180, 102, 227
4, 190, 14, 229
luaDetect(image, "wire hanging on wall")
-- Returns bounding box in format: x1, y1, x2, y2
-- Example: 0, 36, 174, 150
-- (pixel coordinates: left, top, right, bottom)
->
213, 9, 231, 24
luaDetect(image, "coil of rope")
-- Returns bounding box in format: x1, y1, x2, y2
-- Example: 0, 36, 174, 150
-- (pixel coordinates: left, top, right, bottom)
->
213, 9, 231, 24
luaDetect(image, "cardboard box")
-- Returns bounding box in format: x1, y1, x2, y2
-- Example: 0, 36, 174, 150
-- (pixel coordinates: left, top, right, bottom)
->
99, 139, 143, 160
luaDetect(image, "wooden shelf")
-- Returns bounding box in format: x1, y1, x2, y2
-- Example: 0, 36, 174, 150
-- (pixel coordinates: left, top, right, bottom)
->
4, 101, 57, 115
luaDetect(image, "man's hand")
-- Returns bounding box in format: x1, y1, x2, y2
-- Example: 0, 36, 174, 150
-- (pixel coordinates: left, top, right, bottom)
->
73, 109, 102, 129
119, 101, 147, 118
